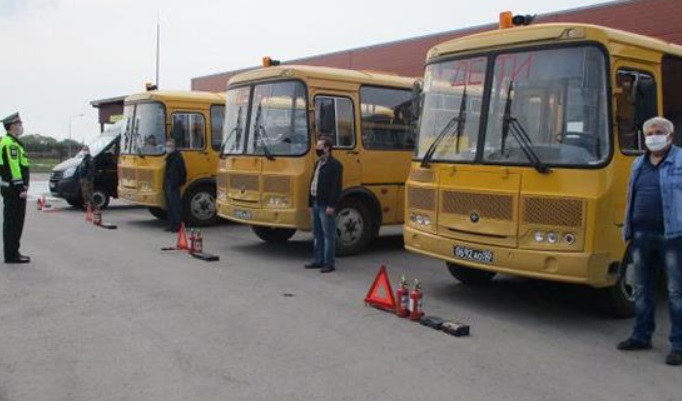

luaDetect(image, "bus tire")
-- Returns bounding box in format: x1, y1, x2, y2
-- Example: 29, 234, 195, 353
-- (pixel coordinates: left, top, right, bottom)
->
183, 185, 217, 227
91, 187, 110, 210
335, 198, 372, 256
148, 207, 168, 221
446, 262, 496, 285
251, 226, 296, 243
599, 249, 636, 318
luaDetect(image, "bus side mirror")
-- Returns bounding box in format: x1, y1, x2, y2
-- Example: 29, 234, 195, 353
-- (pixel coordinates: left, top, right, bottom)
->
633, 77, 658, 133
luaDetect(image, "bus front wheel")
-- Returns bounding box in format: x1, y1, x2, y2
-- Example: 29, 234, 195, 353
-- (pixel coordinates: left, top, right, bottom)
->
335, 198, 372, 256
599, 248, 636, 318
184, 185, 217, 227
252, 226, 296, 243
446, 262, 496, 285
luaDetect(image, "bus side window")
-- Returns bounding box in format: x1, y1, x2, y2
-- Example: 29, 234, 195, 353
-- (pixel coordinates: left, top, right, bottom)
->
360, 87, 415, 151
171, 113, 206, 150
662, 55, 682, 145
314, 96, 355, 148
616, 70, 657, 153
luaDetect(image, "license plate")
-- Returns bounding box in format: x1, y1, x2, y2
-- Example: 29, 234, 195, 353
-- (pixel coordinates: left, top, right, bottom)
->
234, 209, 251, 220
454, 246, 494, 264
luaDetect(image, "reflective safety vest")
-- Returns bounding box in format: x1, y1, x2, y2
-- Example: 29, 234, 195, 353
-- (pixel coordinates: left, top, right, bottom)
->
0, 134, 30, 189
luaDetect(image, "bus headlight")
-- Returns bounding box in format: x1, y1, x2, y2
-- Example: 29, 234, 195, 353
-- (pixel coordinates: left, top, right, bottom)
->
564, 233, 576, 245
534, 231, 545, 242
267, 196, 290, 207
547, 232, 558, 244
138, 182, 153, 192
410, 213, 432, 227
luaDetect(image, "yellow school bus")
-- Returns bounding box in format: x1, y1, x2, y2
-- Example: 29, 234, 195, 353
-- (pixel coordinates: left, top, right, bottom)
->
216, 65, 417, 255
404, 16, 682, 316
118, 90, 225, 226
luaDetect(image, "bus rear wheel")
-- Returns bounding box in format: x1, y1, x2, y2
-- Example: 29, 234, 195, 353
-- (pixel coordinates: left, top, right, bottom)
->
599, 248, 636, 318
335, 198, 372, 256
184, 185, 217, 227
446, 262, 496, 285
252, 226, 296, 243
148, 207, 167, 221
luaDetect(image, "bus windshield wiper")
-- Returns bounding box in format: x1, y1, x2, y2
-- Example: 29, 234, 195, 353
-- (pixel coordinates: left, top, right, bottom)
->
253, 102, 275, 161
420, 87, 467, 168
500, 81, 551, 174
219, 106, 242, 159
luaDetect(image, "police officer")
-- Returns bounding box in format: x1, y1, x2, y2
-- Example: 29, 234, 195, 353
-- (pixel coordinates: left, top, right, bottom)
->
0, 113, 30, 263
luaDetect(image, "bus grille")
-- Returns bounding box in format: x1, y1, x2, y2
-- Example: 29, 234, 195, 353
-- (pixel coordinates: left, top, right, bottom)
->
408, 187, 436, 211
229, 173, 259, 191
121, 167, 135, 181
263, 176, 291, 194
441, 191, 513, 221
409, 169, 434, 183
137, 170, 153, 183
522, 197, 584, 227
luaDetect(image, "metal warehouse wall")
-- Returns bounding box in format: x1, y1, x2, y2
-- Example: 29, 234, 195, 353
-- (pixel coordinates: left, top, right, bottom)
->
191, 0, 682, 92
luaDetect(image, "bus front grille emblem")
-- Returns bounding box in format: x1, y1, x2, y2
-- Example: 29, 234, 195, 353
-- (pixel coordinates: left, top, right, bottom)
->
470, 211, 480, 223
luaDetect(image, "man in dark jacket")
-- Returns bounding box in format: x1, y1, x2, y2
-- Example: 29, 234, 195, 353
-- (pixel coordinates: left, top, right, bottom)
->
78, 145, 95, 208
305, 136, 343, 273
164, 139, 186, 233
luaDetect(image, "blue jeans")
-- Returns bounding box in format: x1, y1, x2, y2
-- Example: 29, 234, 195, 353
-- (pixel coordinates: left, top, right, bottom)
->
165, 181, 182, 230
630, 231, 682, 351
312, 204, 336, 267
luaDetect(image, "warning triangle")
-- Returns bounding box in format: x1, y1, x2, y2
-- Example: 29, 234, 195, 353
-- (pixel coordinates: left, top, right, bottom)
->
364, 265, 396, 312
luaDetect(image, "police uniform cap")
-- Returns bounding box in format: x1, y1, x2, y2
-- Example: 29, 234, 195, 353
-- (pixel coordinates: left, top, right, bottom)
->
2, 113, 21, 126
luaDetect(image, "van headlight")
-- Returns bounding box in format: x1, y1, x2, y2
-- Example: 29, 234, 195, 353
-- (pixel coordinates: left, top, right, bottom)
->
63, 166, 77, 179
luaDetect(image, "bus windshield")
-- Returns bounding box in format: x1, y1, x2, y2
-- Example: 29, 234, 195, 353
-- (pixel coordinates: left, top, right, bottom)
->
223, 81, 308, 157
120, 102, 166, 156
222, 86, 251, 155
416, 46, 609, 167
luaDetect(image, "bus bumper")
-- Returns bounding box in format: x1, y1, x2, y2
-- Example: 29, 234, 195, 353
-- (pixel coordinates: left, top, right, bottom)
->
118, 187, 164, 208
403, 225, 617, 288
217, 201, 309, 229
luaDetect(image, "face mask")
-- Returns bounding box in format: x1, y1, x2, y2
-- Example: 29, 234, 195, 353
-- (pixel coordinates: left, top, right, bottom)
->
645, 134, 669, 152
315, 148, 325, 157
16, 126, 24, 136
166, 146, 175, 153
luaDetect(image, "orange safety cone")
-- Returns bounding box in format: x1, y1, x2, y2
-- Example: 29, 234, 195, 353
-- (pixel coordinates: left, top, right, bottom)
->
85, 203, 93, 222
176, 223, 189, 250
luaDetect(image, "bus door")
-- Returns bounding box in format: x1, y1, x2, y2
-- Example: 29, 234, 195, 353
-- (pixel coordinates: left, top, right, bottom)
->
611, 64, 659, 226
313, 93, 361, 186
170, 110, 212, 183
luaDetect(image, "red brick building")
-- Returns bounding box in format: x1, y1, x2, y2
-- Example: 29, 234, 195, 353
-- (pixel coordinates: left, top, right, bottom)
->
191, 0, 682, 92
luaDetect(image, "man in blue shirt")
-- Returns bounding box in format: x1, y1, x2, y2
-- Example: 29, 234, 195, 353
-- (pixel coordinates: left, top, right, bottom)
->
619, 116, 682, 366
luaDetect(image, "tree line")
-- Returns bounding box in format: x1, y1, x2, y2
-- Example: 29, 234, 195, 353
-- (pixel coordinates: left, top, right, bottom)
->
20, 134, 84, 160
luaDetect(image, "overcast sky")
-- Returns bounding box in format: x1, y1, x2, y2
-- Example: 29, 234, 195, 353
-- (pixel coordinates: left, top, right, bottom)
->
0, 0, 614, 143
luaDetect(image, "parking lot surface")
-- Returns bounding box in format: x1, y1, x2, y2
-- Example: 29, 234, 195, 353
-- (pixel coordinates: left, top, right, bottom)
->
0, 179, 679, 401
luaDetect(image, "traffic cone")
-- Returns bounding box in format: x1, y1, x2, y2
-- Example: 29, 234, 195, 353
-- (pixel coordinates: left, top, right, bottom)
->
85, 203, 93, 222
176, 223, 189, 250
37, 197, 43, 211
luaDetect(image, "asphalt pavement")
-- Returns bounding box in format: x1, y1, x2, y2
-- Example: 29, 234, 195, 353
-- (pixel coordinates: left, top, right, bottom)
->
0, 177, 679, 401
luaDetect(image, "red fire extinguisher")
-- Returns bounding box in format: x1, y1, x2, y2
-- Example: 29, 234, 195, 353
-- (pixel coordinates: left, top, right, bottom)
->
409, 279, 424, 321
93, 207, 102, 226
396, 275, 410, 318
188, 229, 196, 253
194, 230, 203, 253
